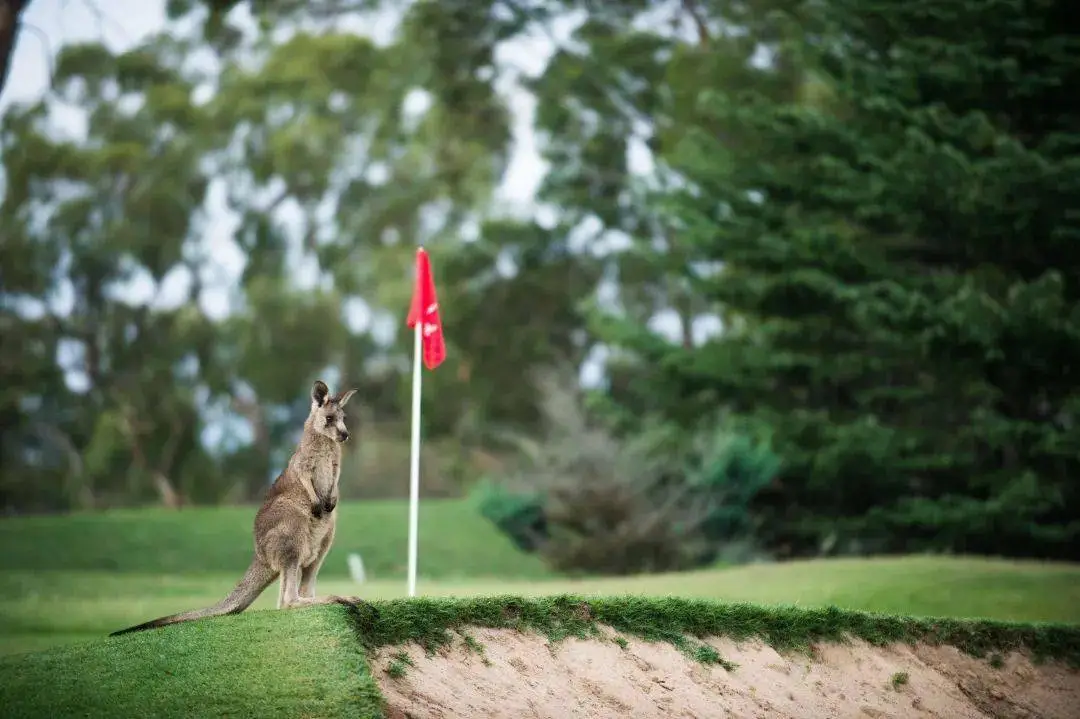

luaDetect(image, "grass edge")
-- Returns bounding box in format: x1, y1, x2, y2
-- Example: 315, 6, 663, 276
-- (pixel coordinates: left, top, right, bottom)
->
344, 594, 1080, 672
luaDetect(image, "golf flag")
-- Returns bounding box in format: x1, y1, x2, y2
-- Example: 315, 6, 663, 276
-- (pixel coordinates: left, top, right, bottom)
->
406, 247, 446, 371
404, 247, 444, 598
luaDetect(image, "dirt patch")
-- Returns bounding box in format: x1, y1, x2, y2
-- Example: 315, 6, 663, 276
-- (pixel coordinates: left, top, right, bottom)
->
372, 627, 1080, 719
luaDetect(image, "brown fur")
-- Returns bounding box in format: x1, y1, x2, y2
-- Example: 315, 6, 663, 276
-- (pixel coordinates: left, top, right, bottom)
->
109, 380, 366, 637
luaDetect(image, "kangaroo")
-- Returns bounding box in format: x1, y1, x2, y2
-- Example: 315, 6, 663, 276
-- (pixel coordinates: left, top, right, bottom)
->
109, 380, 365, 637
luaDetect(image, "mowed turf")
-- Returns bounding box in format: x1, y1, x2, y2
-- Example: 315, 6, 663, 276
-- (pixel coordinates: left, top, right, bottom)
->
1, 500, 1079, 657
0, 498, 550, 580
0, 497, 545, 655
0, 604, 381, 719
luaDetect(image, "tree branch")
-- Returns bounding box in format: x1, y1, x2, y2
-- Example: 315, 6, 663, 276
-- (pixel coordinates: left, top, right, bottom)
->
680, 0, 711, 46
118, 403, 186, 509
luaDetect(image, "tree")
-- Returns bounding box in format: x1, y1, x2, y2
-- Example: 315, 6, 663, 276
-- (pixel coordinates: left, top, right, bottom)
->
3, 0, 888, 514
189, 0, 608, 451
1, 0, 583, 509
1, 35, 226, 509
598, 0, 1080, 559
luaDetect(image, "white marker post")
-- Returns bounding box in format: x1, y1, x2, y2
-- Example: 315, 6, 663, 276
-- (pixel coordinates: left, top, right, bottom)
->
407, 319, 422, 598
404, 247, 446, 599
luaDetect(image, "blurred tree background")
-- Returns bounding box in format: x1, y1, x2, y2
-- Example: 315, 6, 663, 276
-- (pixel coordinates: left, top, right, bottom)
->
1, 0, 1077, 572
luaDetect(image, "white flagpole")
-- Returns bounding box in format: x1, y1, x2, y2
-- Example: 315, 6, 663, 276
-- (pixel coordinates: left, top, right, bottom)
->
407, 319, 423, 598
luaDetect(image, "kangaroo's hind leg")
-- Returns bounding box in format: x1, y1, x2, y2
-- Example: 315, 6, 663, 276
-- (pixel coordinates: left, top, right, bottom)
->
279, 560, 306, 608
277, 574, 289, 609
280, 550, 347, 609
300, 525, 335, 599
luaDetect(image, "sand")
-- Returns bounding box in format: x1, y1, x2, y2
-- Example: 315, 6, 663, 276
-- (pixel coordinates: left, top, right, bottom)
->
372, 627, 1080, 719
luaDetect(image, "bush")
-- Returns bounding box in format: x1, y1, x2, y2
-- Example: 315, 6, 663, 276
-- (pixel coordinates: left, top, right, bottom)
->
537, 421, 711, 575
474, 369, 782, 575
470, 478, 547, 552
685, 431, 782, 556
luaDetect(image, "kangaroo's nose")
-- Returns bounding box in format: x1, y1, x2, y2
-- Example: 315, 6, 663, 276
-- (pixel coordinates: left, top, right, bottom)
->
339, 430, 350, 442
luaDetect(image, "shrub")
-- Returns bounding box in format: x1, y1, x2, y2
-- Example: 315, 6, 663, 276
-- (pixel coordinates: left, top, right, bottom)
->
474, 369, 782, 575
470, 478, 547, 553
685, 430, 782, 558
538, 420, 712, 575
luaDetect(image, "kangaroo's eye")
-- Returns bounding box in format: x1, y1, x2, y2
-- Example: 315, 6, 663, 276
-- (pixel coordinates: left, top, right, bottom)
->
325, 416, 335, 426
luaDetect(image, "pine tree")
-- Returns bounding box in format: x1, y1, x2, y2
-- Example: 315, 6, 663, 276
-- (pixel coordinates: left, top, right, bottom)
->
600, 0, 1080, 559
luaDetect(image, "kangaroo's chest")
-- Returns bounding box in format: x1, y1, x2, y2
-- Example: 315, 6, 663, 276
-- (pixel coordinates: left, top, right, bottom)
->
298, 453, 339, 496
314, 456, 339, 491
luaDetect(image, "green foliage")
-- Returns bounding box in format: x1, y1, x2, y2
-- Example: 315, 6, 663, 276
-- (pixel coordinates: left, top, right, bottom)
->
470, 479, 547, 553
596, 0, 1080, 560
3, 0, 1077, 584
472, 372, 778, 574
473, 373, 707, 575
430, 220, 604, 437
5, 0, 634, 512
684, 430, 782, 558
1, 34, 223, 511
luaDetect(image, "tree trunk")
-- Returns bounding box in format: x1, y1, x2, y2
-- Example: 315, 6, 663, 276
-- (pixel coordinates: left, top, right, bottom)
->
0, 0, 30, 103
153, 471, 184, 509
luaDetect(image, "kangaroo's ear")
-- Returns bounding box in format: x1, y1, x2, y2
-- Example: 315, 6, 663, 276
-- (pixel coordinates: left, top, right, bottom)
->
336, 388, 358, 407
311, 380, 330, 406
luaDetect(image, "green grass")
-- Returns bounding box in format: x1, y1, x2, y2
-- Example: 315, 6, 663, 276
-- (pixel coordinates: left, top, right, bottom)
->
0, 603, 380, 719
3, 595, 1079, 719
3, 555, 1078, 657
2, 500, 1079, 659
0, 498, 549, 580
347, 595, 1080, 667
383, 649, 415, 679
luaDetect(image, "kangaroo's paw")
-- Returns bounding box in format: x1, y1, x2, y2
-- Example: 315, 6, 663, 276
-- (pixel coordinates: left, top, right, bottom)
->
284, 596, 334, 609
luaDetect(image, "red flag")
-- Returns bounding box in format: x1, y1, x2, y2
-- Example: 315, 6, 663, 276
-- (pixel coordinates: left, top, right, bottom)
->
406, 247, 446, 370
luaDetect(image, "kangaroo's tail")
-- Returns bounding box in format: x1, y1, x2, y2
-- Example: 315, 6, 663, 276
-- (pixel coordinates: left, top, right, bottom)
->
108, 559, 277, 637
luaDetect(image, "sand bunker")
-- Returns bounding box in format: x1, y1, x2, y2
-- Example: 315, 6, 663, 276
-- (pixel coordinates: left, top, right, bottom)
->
373, 627, 1080, 719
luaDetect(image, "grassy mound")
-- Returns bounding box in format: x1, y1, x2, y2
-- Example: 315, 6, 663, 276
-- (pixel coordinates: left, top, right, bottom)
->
0, 498, 548, 580
2, 596, 1078, 719
0, 604, 378, 719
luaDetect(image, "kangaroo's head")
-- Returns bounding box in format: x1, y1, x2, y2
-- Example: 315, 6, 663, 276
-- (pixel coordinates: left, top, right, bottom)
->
309, 380, 358, 443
